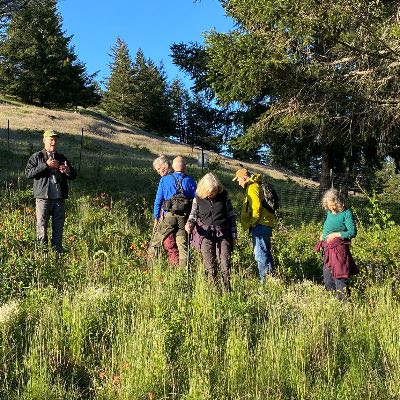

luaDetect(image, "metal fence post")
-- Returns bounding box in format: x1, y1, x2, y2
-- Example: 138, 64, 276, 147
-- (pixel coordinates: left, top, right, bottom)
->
7, 119, 10, 150
79, 128, 84, 171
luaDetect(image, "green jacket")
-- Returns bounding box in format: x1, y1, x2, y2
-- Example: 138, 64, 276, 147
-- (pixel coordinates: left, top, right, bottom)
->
241, 174, 276, 231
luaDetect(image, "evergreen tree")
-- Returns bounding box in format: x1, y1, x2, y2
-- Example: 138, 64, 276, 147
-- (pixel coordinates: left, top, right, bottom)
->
204, 0, 400, 187
173, 1, 400, 184
0, 0, 38, 28
0, 0, 99, 106
131, 49, 172, 135
102, 37, 135, 121
169, 79, 189, 142
186, 93, 225, 153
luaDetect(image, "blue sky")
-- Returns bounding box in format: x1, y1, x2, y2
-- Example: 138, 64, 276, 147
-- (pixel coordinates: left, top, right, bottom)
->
58, 0, 234, 88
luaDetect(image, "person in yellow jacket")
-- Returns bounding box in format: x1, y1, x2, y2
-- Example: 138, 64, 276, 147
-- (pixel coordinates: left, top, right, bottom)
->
233, 168, 276, 282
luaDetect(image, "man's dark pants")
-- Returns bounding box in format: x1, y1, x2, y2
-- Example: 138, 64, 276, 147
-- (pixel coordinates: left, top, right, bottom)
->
36, 198, 65, 251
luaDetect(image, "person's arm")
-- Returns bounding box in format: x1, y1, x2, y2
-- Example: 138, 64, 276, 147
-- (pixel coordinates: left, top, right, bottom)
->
183, 176, 197, 199
185, 197, 198, 233
247, 183, 262, 227
341, 209, 357, 239
25, 153, 47, 179
153, 179, 164, 220
187, 197, 198, 223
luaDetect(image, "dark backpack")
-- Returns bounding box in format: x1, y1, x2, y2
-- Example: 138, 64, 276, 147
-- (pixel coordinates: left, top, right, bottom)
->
164, 174, 191, 214
261, 179, 279, 215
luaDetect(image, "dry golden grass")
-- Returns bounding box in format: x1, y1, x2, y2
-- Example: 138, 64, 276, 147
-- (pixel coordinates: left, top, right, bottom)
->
0, 101, 317, 186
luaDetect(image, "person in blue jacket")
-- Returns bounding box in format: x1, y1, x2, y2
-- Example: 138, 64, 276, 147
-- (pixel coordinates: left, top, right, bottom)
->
149, 156, 196, 267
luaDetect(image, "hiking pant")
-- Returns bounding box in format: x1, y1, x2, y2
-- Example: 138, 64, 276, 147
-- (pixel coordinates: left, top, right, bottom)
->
163, 233, 179, 266
323, 264, 350, 299
149, 212, 188, 267
250, 224, 274, 282
200, 237, 232, 292
36, 198, 65, 251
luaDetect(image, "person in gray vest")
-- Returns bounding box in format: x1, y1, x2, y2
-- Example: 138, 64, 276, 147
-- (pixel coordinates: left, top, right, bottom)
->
25, 129, 77, 253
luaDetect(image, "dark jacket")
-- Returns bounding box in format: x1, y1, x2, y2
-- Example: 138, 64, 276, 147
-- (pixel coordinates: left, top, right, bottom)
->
188, 190, 237, 251
314, 238, 358, 279
25, 150, 77, 199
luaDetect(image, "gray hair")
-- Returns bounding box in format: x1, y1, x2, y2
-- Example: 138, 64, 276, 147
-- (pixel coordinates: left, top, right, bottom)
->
322, 188, 345, 211
153, 155, 171, 170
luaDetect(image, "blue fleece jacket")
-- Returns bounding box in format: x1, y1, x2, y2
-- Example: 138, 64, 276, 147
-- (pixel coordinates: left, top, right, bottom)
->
153, 172, 197, 219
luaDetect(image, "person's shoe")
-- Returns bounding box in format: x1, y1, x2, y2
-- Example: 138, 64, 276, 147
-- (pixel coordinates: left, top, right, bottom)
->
53, 245, 65, 255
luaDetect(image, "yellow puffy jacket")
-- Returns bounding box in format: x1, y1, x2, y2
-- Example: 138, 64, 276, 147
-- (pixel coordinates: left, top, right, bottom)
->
241, 174, 276, 231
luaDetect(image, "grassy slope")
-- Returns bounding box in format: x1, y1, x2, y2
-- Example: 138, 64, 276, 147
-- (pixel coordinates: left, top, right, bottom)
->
0, 101, 400, 399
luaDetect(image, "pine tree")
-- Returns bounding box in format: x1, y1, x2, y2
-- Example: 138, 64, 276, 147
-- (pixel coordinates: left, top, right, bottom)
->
169, 79, 189, 142
186, 94, 224, 153
102, 37, 135, 121
0, 0, 99, 106
131, 49, 172, 135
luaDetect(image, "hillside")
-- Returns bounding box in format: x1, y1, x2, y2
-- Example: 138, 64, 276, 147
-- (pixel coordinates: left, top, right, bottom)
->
0, 101, 400, 399
0, 100, 318, 186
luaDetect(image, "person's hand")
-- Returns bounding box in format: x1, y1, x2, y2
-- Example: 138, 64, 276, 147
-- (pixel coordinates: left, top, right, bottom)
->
326, 232, 340, 243
152, 220, 159, 234
59, 161, 70, 174
319, 233, 323, 241
185, 221, 194, 234
46, 159, 59, 169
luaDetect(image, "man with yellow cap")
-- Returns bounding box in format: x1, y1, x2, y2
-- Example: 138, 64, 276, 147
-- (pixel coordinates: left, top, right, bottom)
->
25, 129, 77, 253
233, 168, 276, 282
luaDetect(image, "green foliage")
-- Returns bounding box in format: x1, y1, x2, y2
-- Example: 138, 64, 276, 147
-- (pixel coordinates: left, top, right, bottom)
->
169, 78, 190, 142
131, 49, 172, 135
101, 38, 136, 122
0, 0, 99, 107
203, 0, 400, 180
375, 161, 400, 203
0, 123, 400, 398
102, 43, 173, 135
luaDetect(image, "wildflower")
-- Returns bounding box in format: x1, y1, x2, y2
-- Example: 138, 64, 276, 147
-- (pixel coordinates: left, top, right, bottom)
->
0, 300, 19, 325
112, 375, 120, 385
122, 361, 130, 370
147, 392, 155, 400
98, 370, 106, 380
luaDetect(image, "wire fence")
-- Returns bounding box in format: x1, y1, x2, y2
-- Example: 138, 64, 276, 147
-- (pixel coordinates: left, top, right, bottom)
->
1, 118, 399, 226
267, 169, 400, 227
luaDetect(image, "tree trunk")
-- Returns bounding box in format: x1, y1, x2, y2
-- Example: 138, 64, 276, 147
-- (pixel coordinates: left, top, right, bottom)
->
320, 145, 332, 194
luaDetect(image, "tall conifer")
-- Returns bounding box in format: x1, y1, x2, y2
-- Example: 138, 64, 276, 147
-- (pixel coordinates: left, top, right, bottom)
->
0, 0, 98, 106
131, 49, 172, 135
102, 37, 135, 121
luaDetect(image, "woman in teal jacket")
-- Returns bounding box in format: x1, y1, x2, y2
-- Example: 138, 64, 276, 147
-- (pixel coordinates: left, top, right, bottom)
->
318, 188, 357, 298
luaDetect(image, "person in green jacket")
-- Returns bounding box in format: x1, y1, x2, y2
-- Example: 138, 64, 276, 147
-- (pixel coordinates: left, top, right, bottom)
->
320, 188, 357, 297
233, 168, 276, 282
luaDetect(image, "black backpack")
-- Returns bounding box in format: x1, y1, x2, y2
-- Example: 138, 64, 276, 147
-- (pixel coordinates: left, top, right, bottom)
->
261, 179, 279, 215
164, 174, 191, 214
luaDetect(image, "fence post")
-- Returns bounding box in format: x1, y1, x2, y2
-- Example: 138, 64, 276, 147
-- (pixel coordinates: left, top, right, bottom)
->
79, 128, 84, 171
330, 168, 333, 188
201, 147, 204, 174
7, 119, 10, 150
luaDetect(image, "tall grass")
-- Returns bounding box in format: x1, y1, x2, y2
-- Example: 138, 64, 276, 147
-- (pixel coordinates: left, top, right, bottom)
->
1, 128, 400, 399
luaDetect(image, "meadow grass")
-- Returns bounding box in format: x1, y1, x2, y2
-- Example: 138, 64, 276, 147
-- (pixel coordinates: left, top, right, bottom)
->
0, 111, 400, 398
